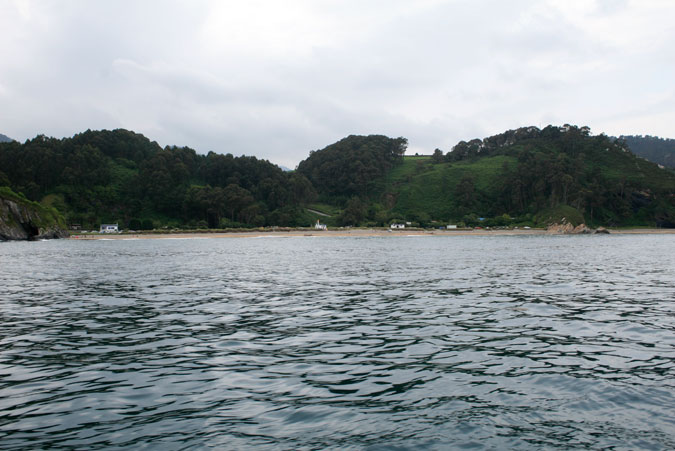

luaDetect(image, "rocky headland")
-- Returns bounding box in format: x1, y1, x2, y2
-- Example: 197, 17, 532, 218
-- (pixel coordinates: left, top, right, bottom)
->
0, 190, 69, 241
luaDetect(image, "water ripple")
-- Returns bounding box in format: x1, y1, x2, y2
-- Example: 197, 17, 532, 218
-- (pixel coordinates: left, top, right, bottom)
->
1, 235, 674, 449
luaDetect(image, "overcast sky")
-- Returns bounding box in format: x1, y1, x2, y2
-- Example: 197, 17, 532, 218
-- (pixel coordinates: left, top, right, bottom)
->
1, 0, 673, 167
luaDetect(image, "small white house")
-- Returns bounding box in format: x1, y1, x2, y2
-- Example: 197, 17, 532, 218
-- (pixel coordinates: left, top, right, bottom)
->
390, 223, 405, 229
447, 225, 457, 229
314, 220, 327, 230
100, 224, 119, 233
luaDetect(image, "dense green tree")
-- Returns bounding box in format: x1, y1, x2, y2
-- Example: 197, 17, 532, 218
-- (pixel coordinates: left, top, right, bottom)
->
432, 148, 444, 164
455, 175, 476, 215
128, 218, 142, 230
184, 185, 227, 228
297, 135, 407, 199
0, 170, 10, 186
1, 125, 673, 229
0, 129, 316, 228
338, 197, 367, 226
399, 125, 675, 226
223, 184, 255, 222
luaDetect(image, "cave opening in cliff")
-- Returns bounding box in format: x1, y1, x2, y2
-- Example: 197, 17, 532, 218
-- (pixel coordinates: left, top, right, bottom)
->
21, 222, 39, 240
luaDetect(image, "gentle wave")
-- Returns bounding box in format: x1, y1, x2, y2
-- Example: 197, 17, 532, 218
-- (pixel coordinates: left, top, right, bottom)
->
1, 235, 674, 449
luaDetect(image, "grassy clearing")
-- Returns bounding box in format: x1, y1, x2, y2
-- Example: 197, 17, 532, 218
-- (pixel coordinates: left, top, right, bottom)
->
382, 155, 517, 220
307, 203, 341, 216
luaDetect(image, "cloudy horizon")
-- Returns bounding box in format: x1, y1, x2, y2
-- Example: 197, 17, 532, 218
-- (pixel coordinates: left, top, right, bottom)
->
1, 0, 673, 168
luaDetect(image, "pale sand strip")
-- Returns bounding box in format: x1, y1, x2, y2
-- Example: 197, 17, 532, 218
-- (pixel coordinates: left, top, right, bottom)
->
69, 228, 675, 240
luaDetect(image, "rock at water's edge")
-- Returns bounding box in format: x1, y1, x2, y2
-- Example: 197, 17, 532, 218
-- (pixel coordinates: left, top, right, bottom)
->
547, 222, 609, 235
572, 224, 592, 234
546, 222, 574, 234
0, 197, 69, 241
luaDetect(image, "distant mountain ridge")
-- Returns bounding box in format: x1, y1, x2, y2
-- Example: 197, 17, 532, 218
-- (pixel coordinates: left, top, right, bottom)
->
0, 133, 13, 143
618, 135, 675, 168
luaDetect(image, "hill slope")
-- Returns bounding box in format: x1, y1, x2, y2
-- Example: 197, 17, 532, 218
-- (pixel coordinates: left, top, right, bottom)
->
2, 125, 674, 230
297, 135, 407, 201
619, 135, 675, 168
385, 125, 675, 227
0, 130, 316, 229
302, 125, 675, 228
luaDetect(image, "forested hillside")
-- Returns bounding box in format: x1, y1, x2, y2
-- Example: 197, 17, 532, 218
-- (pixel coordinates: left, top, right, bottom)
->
383, 125, 675, 227
0, 129, 316, 229
1, 125, 673, 230
619, 135, 675, 168
297, 135, 407, 201
301, 125, 674, 228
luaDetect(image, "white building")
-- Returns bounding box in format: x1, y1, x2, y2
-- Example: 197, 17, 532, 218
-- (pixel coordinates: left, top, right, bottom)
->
390, 223, 405, 229
314, 220, 327, 230
100, 224, 119, 233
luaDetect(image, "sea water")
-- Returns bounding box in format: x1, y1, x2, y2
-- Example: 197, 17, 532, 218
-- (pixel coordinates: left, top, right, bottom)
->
1, 235, 674, 449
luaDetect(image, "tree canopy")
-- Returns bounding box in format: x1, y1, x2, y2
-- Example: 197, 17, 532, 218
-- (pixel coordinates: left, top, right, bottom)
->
297, 135, 407, 200
0, 129, 315, 229
1, 125, 673, 230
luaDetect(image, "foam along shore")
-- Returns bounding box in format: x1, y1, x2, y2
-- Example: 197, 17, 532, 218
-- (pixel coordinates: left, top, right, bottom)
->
67, 227, 675, 240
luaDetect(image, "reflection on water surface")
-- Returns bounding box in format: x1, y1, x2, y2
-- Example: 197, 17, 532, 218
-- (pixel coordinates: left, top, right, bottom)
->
1, 235, 674, 449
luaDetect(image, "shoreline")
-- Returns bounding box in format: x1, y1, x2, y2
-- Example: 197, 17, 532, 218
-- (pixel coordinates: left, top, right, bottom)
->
68, 228, 675, 240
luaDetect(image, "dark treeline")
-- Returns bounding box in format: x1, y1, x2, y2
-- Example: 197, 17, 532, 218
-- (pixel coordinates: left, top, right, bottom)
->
297, 134, 407, 201
619, 135, 675, 168
436, 125, 675, 226
1, 125, 674, 229
295, 134, 408, 226
0, 129, 316, 229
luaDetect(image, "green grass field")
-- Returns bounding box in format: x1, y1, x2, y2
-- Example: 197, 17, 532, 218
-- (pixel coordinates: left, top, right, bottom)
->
379, 155, 516, 221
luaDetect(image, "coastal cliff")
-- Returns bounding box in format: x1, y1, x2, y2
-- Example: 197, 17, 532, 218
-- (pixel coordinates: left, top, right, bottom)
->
0, 188, 69, 241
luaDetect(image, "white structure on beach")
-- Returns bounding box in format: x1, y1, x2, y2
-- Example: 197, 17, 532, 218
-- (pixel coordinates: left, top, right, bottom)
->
390, 223, 405, 229
315, 220, 327, 230
100, 224, 119, 233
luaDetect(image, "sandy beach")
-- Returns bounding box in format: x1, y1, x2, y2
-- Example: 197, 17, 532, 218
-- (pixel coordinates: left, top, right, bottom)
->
68, 228, 675, 240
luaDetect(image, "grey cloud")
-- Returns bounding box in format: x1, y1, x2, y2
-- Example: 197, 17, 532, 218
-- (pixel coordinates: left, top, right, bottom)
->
1, 0, 673, 167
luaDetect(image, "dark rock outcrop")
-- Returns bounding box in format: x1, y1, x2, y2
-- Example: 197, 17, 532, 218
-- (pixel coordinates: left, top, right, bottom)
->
0, 197, 69, 241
